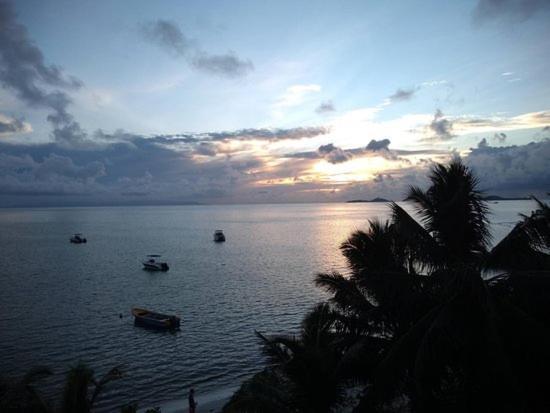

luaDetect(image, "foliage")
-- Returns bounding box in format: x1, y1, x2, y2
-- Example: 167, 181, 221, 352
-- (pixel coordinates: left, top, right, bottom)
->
0, 366, 53, 413
0, 363, 124, 413
227, 159, 550, 412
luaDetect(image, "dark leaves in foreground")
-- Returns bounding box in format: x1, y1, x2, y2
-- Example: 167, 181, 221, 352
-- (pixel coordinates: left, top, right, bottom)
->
227, 159, 550, 413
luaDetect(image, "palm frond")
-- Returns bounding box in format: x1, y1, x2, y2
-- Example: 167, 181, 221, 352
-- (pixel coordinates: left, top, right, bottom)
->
89, 365, 124, 408
256, 331, 300, 364
391, 202, 443, 271
222, 368, 293, 413
315, 272, 374, 313
340, 221, 406, 274
487, 221, 550, 271
61, 362, 94, 413
354, 302, 444, 411
406, 160, 490, 265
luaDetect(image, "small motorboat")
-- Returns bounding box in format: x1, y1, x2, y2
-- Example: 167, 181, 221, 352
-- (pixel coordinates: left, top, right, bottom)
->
142, 255, 169, 271
70, 233, 87, 243
132, 308, 180, 329
213, 230, 226, 242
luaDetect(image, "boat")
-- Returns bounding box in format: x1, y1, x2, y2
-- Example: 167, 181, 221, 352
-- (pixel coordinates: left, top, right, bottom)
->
132, 308, 180, 329
213, 230, 226, 242
70, 233, 87, 243
142, 255, 169, 271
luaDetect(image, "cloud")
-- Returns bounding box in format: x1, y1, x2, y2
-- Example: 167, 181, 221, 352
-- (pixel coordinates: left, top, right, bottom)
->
207, 126, 329, 142
315, 101, 335, 114
193, 142, 217, 156
473, 0, 550, 23
149, 126, 329, 145
0, 151, 105, 195
388, 88, 416, 102
274, 84, 321, 109
0, 0, 85, 145
0, 114, 31, 135
366, 138, 391, 151
0, 134, 266, 205
451, 110, 550, 133
1, 128, 546, 205
493, 132, 507, 142
285, 139, 451, 165
140, 19, 194, 56
140, 19, 253, 77
192, 52, 253, 78
466, 138, 550, 195
318, 143, 353, 164
427, 109, 455, 141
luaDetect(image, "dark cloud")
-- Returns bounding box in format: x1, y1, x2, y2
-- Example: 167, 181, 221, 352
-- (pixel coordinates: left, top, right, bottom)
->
493, 132, 507, 142
205, 126, 329, 142
315, 101, 335, 114
0, 134, 265, 205
388, 88, 416, 102
466, 138, 550, 194
140, 19, 253, 78
194, 142, 217, 156
0, 116, 25, 134
0, 0, 85, 145
366, 138, 391, 151
285, 140, 451, 164
97, 126, 329, 148
428, 109, 455, 141
473, 0, 550, 23
2, 132, 546, 205
318, 143, 353, 164
0, 151, 105, 195
283, 143, 356, 164
192, 52, 253, 78
140, 19, 194, 56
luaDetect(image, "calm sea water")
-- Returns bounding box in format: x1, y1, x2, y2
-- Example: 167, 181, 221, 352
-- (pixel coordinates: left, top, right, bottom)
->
0, 201, 541, 411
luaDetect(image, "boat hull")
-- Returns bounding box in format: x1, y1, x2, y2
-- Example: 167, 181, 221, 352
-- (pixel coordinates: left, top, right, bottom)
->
132, 308, 180, 329
142, 262, 169, 271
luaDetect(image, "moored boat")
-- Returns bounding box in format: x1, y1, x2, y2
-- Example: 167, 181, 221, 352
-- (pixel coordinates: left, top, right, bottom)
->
213, 229, 226, 242
132, 307, 181, 329
70, 233, 87, 243
142, 254, 169, 271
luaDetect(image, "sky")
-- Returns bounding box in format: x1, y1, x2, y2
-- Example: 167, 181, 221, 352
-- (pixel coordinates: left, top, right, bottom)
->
0, 0, 549, 206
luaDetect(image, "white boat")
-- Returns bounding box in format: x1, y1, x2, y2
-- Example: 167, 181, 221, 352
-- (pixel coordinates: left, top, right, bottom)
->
213, 230, 226, 242
142, 255, 169, 271
70, 233, 87, 243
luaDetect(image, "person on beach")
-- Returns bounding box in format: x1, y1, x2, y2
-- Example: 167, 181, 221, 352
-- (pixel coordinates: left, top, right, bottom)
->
188, 388, 197, 413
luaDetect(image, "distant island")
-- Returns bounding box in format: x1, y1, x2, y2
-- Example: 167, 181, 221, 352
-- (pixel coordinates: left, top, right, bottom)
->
347, 195, 533, 203
347, 197, 390, 203
482, 195, 530, 201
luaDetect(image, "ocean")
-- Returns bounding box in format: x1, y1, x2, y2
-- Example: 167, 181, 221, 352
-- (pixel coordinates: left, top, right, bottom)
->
0, 201, 541, 411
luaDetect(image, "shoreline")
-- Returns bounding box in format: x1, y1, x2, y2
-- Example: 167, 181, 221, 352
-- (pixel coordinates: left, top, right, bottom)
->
140, 386, 236, 413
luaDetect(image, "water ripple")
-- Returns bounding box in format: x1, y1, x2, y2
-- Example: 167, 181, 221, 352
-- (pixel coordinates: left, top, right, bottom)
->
0, 202, 534, 411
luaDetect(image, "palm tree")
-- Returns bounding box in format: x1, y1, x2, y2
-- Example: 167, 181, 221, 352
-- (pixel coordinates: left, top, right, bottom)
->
314, 159, 550, 412
223, 303, 344, 413
227, 159, 550, 412
60, 362, 123, 413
